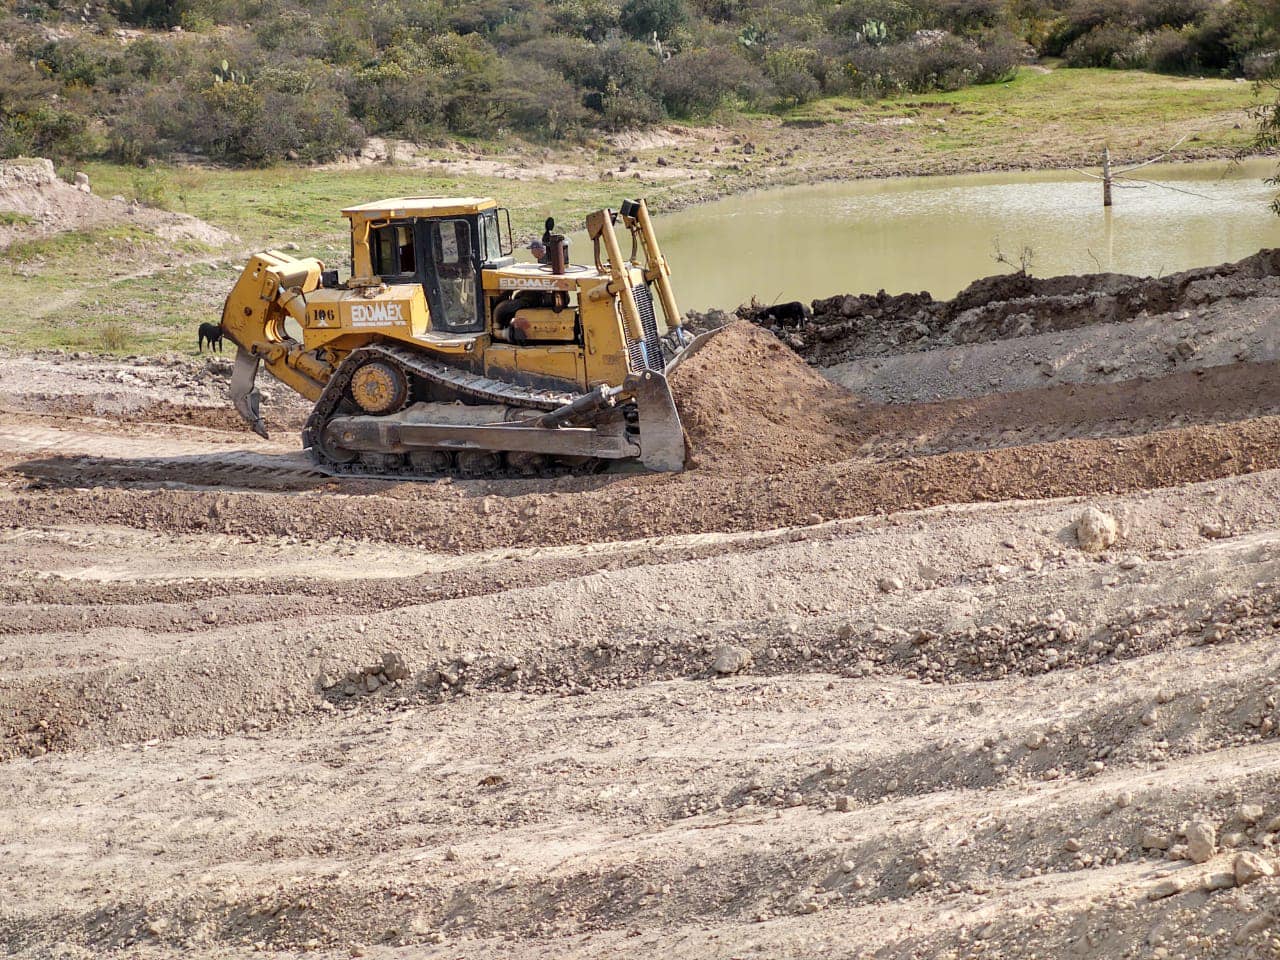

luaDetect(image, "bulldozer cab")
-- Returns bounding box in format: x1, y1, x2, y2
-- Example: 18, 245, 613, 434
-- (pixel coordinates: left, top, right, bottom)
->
346, 198, 514, 335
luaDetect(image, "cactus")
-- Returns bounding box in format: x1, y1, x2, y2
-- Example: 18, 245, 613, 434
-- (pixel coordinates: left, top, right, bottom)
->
856, 19, 888, 45
212, 59, 242, 84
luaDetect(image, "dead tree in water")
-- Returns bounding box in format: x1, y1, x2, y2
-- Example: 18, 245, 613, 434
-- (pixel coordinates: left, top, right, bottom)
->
1102, 146, 1113, 207
1071, 137, 1209, 207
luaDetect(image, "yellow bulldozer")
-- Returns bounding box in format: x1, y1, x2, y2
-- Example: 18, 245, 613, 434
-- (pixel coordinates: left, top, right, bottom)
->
220, 196, 707, 478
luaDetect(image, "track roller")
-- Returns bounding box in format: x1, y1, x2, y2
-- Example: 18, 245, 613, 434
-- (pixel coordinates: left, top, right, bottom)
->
361, 451, 404, 473
457, 451, 501, 476
409, 449, 453, 472
507, 451, 548, 476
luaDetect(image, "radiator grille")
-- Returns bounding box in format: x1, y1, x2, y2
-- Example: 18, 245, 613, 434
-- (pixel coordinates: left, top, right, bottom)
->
626, 283, 665, 371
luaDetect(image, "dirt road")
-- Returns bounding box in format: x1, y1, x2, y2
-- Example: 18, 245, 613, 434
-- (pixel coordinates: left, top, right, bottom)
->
3, 262, 1280, 958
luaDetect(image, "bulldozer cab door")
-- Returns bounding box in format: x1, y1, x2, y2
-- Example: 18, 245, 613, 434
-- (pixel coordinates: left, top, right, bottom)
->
417, 217, 484, 334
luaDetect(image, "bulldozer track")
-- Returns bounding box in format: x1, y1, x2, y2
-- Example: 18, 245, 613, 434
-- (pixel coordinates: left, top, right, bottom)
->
300, 343, 606, 481
0, 423, 330, 490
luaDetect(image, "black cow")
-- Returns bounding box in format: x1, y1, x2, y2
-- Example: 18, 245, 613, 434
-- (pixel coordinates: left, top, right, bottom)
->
197, 322, 224, 352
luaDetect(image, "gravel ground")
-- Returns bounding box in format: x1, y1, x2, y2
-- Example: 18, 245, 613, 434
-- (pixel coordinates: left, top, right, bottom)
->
3, 265, 1280, 959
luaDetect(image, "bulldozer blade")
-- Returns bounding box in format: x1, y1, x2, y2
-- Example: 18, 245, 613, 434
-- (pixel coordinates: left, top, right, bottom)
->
630, 369, 686, 472
229, 346, 269, 439
664, 328, 720, 378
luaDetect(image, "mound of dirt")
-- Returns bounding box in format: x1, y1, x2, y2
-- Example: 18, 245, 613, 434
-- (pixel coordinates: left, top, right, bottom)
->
720, 248, 1280, 364
669, 321, 865, 473
0, 157, 234, 249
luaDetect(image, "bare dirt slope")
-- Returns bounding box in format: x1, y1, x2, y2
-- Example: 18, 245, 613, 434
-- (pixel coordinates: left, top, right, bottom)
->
4, 273, 1280, 959
0, 158, 234, 249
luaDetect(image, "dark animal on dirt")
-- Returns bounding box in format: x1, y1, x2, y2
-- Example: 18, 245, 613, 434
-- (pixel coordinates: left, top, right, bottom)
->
758, 301, 806, 328
198, 322, 224, 353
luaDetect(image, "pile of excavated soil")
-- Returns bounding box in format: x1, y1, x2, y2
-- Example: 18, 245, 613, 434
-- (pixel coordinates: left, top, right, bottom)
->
826, 290, 1280, 405
725, 249, 1280, 364
0, 157, 234, 249
670, 322, 864, 472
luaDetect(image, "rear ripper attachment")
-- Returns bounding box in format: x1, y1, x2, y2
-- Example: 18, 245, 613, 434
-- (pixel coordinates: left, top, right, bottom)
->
221, 196, 712, 479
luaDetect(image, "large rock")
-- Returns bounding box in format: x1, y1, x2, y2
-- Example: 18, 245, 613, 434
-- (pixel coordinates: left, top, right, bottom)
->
711, 644, 752, 675
0, 156, 57, 190
1234, 851, 1277, 885
1185, 821, 1217, 864
1075, 507, 1118, 552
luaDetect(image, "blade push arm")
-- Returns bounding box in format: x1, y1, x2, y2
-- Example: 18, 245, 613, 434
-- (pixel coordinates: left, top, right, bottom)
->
221, 251, 329, 436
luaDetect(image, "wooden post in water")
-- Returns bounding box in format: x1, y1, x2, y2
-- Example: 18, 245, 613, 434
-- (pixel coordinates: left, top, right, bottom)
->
1102, 146, 1113, 208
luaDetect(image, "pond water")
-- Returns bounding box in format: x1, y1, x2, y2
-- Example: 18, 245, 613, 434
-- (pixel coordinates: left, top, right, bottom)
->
646, 158, 1280, 311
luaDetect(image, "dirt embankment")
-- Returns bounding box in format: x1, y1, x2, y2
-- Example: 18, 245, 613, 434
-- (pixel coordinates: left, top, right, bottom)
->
720, 248, 1280, 364
5, 321, 1280, 556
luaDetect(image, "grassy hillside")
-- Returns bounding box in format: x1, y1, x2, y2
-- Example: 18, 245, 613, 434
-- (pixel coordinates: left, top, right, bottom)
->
2, 0, 1276, 165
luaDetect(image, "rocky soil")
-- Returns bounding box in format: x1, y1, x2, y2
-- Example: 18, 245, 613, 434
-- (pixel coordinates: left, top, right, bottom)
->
5, 259, 1280, 959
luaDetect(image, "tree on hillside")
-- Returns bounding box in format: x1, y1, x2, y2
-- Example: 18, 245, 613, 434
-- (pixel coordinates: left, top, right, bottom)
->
619, 0, 688, 40
1257, 79, 1280, 215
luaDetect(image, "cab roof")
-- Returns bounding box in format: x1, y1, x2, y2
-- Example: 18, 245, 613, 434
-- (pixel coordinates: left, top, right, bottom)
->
341, 196, 497, 220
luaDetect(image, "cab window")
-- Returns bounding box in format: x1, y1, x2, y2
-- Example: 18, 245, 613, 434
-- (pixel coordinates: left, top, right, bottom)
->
425, 218, 482, 332
479, 212, 503, 264
370, 222, 416, 278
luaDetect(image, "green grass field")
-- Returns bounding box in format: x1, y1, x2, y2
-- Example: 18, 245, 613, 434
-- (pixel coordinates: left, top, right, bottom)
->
0, 67, 1271, 356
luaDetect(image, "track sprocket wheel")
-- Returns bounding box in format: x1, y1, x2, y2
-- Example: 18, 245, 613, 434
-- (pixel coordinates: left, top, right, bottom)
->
350, 360, 409, 415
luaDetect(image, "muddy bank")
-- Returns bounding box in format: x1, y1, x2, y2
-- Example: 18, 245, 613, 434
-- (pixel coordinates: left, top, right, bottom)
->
705, 248, 1280, 364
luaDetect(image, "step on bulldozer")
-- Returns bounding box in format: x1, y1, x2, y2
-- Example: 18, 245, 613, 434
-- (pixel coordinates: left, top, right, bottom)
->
221, 196, 711, 479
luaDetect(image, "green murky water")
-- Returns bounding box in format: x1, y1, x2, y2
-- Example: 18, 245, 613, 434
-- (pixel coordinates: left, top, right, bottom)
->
649, 158, 1280, 311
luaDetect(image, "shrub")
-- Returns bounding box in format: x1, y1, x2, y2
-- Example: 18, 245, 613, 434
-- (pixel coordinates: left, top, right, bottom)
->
109, 0, 191, 27
349, 60, 447, 132
99, 320, 132, 352
656, 46, 768, 115
129, 169, 170, 207
1146, 26, 1198, 71
934, 0, 1010, 34
548, 0, 619, 42
1042, 0, 1131, 56
972, 32, 1027, 80
848, 33, 1016, 95
254, 8, 326, 57
765, 47, 820, 106
1063, 23, 1144, 67
828, 0, 923, 42
493, 63, 592, 138
1242, 51, 1277, 80
1177, 5, 1238, 73
0, 106, 99, 161
1255, 77, 1280, 214
1132, 0, 1212, 31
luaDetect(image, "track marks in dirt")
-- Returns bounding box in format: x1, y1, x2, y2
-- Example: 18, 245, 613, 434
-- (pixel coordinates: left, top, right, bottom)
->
6, 412, 1280, 554
5, 468, 1280, 761
4, 644, 1279, 955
